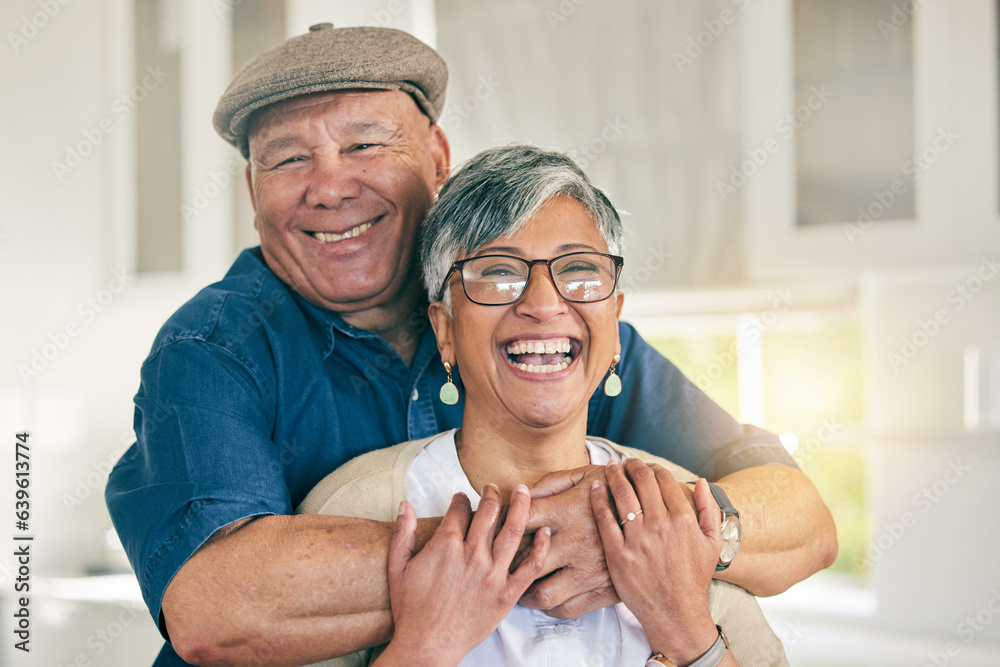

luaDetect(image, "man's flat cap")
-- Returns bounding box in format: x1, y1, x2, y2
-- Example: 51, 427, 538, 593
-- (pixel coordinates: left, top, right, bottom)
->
213, 23, 448, 156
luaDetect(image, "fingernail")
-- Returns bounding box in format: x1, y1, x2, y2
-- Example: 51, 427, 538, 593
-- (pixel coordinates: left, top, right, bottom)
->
514, 483, 528, 495
592, 480, 601, 489
541, 527, 551, 537
398, 501, 406, 517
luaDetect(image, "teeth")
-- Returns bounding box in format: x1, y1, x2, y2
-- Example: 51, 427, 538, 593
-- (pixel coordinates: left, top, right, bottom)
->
513, 357, 571, 374
313, 221, 373, 242
505, 340, 573, 355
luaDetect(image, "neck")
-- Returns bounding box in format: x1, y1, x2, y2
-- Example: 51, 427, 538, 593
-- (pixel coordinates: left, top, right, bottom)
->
456, 407, 591, 502
340, 278, 428, 366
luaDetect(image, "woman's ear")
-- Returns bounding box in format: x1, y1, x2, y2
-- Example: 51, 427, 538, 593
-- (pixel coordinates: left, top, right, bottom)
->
428, 301, 456, 366
614, 291, 624, 357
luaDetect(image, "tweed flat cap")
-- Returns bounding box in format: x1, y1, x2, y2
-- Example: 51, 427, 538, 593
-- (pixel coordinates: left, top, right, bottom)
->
213, 23, 448, 156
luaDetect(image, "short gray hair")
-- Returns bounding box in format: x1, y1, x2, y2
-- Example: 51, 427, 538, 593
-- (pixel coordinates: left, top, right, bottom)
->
419, 144, 624, 303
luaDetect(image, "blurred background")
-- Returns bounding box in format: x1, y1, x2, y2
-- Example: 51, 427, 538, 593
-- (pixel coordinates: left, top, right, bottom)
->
1, 0, 999, 665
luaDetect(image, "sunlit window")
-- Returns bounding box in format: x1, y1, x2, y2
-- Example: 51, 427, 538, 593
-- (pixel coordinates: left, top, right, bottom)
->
648, 319, 869, 578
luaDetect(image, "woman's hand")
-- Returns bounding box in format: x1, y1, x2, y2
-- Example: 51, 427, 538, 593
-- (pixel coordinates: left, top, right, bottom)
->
373, 484, 551, 667
590, 459, 724, 665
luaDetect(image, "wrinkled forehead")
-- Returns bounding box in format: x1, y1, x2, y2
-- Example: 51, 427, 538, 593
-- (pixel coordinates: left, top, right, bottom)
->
246, 89, 427, 150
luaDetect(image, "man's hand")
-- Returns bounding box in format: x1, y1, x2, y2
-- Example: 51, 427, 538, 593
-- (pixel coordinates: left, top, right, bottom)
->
518, 464, 621, 619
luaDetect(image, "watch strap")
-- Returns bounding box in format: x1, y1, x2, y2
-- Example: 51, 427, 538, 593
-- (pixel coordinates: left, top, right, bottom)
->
647, 626, 729, 667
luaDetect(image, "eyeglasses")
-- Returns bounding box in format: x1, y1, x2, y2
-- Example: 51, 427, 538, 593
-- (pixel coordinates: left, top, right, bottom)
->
439, 252, 624, 306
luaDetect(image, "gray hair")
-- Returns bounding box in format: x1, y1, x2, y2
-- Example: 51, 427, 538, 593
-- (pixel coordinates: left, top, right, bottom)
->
419, 144, 624, 304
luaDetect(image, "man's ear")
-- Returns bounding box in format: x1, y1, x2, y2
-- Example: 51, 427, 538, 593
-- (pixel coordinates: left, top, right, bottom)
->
428, 301, 456, 365
245, 163, 261, 232
428, 124, 451, 192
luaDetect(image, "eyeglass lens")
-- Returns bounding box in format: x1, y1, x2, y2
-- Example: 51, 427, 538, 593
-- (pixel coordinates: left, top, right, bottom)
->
460, 253, 618, 304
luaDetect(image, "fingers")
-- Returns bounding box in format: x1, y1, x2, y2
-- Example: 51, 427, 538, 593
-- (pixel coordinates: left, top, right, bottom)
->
590, 479, 624, 552
491, 484, 530, 564
693, 478, 721, 539
528, 468, 583, 499
387, 501, 417, 582
466, 484, 503, 547
604, 460, 642, 528
509, 526, 551, 591
623, 458, 666, 524
439, 491, 474, 539
654, 465, 689, 516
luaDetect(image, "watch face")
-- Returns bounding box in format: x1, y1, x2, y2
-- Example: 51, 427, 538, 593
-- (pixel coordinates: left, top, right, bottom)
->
720, 516, 742, 564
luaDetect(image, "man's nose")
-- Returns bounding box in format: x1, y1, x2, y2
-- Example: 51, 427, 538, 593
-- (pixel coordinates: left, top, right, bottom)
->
305, 154, 363, 208
514, 265, 569, 322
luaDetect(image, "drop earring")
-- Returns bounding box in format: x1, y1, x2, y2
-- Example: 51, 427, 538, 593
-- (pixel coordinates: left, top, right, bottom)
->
604, 353, 622, 397
440, 361, 459, 405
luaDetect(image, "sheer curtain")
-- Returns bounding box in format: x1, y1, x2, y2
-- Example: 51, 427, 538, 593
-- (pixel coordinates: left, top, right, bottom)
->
436, 0, 747, 289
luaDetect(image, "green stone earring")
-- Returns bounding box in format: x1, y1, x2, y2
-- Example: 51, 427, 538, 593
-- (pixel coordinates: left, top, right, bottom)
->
604, 353, 622, 397
440, 361, 459, 405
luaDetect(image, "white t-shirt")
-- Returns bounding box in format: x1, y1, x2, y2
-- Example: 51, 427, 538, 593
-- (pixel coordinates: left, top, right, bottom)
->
406, 429, 652, 667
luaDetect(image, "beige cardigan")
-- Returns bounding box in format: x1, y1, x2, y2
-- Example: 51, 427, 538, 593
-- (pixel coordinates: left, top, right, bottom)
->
297, 434, 789, 666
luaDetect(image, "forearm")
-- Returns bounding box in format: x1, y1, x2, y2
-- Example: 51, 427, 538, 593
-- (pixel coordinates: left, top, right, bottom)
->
714, 465, 837, 596
163, 513, 439, 667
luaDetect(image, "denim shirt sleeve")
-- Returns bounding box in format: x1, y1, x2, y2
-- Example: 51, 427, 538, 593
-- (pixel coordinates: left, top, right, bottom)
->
105, 334, 290, 638
587, 322, 798, 480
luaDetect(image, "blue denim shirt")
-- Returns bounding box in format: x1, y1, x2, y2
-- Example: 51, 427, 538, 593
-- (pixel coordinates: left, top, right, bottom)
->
105, 247, 794, 666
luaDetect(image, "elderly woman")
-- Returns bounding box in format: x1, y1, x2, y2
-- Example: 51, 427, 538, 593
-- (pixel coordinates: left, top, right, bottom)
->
299, 145, 788, 667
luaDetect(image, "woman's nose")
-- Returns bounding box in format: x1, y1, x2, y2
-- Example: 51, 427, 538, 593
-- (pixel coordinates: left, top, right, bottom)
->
514, 265, 569, 321
305, 154, 363, 208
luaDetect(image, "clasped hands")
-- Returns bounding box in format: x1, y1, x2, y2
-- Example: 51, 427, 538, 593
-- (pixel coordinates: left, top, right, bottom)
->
374, 460, 724, 667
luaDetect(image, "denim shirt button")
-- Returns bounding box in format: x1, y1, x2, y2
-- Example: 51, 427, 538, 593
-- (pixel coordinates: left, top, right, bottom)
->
411, 388, 419, 401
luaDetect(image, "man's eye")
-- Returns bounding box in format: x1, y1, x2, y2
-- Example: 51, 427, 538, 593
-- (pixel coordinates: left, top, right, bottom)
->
275, 156, 305, 167
353, 143, 378, 152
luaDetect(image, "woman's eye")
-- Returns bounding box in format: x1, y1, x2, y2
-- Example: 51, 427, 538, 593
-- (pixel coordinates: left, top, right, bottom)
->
559, 262, 598, 274
481, 265, 518, 277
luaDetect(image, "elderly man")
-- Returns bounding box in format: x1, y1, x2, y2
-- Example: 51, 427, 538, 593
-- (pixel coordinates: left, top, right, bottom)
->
106, 24, 836, 667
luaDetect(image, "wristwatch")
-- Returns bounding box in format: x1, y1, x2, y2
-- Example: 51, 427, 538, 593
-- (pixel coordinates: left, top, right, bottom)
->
646, 625, 730, 667
688, 481, 742, 571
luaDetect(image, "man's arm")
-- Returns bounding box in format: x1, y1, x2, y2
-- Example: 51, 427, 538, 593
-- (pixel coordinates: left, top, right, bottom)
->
163, 514, 438, 666
713, 465, 837, 596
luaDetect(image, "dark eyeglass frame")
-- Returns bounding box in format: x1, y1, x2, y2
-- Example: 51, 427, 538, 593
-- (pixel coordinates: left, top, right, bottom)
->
437, 251, 625, 306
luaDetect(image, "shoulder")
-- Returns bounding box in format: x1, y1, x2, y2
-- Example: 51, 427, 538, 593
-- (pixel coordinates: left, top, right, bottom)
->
296, 435, 440, 520
146, 249, 295, 360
